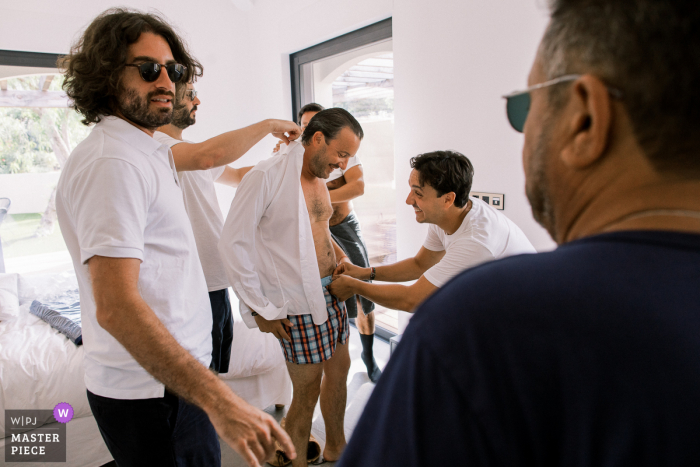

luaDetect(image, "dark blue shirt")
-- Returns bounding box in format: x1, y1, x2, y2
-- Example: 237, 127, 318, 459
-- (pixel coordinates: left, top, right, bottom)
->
339, 231, 700, 467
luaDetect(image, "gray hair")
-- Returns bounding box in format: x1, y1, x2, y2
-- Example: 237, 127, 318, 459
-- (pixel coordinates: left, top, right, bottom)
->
540, 0, 700, 175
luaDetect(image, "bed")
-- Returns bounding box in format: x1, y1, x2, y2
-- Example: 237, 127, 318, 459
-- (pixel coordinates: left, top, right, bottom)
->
0, 270, 291, 467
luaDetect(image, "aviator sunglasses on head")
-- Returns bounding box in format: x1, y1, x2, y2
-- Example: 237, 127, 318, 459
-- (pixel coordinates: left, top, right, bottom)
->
502, 74, 623, 133
124, 62, 187, 83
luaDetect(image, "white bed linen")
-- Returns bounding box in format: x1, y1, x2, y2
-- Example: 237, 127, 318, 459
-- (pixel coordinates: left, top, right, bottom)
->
0, 306, 90, 439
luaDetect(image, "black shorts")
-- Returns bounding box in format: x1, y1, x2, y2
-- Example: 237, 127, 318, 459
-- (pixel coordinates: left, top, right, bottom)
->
330, 212, 376, 319
209, 288, 233, 373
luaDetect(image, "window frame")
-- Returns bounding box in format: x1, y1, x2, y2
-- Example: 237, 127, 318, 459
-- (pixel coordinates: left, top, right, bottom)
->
289, 18, 392, 122
0, 49, 63, 68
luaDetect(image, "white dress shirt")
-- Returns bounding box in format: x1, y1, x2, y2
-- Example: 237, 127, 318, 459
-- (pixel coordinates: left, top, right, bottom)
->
56, 117, 212, 400
219, 141, 328, 328
153, 131, 230, 292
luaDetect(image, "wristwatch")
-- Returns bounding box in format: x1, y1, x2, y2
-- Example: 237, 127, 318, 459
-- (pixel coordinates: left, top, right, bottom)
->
369, 267, 376, 281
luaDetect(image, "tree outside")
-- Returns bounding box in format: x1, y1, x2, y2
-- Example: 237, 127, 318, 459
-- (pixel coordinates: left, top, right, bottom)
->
0, 74, 90, 238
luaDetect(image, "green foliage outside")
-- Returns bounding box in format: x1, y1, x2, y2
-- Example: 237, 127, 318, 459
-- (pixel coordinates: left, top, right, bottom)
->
0, 75, 90, 174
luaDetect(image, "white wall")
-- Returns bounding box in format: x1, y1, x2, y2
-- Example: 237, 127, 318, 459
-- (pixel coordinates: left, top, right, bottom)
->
392, 0, 554, 256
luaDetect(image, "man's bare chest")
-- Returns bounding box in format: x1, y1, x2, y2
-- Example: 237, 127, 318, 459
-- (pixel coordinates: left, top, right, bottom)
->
301, 180, 333, 223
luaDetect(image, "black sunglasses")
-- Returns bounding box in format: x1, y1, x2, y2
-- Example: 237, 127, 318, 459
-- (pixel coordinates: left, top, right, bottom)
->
502, 74, 623, 132
125, 62, 187, 83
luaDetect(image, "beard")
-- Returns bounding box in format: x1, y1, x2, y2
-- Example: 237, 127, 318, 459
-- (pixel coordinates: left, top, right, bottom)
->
525, 118, 558, 239
171, 102, 196, 130
309, 145, 337, 179
117, 86, 173, 130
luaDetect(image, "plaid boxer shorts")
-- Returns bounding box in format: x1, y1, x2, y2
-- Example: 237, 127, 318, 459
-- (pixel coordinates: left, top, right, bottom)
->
280, 276, 349, 364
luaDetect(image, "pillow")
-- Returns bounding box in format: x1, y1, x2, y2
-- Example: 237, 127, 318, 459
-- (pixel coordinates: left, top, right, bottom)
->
18, 270, 78, 306
29, 289, 82, 345
0, 273, 19, 321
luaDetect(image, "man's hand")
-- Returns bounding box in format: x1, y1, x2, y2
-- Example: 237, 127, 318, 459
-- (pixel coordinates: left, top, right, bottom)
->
254, 314, 294, 341
269, 120, 301, 144
208, 398, 296, 467
328, 275, 358, 302
272, 140, 284, 153
333, 262, 369, 280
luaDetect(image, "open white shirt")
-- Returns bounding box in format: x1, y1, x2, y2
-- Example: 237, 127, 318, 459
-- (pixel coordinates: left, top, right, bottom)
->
56, 117, 212, 400
423, 198, 536, 287
153, 131, 230, 292
219, 141, 328, 328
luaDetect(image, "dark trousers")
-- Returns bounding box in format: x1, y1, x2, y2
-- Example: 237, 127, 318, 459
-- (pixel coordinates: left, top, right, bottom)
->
330, 212, 376, 318
209, 288, 233, 373
87, 390, 220, 467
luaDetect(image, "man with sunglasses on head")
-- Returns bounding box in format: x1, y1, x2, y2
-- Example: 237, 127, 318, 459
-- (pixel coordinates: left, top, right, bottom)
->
154, 82, 253, 378
339, 1, 700, 466
56, 8, 298, 467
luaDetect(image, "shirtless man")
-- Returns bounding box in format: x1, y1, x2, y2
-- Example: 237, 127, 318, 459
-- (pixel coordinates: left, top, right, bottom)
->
219, 108, 364, 466
276, 103, 381, 382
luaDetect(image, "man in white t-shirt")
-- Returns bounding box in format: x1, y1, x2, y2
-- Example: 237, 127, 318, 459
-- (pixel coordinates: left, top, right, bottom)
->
155, 82, 252, 374
275, 103, 382, 382
329, 150, 536, 312
55, 10, 297, 467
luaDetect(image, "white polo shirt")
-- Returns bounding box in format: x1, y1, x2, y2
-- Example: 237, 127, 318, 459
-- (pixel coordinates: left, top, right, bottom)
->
153, 131, 230, 292
56, 116, 212, 400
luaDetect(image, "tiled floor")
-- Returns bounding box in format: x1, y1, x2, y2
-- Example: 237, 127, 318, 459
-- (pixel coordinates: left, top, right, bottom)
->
220, 326, 391, 466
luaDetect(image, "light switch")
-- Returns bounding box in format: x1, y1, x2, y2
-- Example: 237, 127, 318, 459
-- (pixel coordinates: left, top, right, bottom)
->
470, 192, 505, 210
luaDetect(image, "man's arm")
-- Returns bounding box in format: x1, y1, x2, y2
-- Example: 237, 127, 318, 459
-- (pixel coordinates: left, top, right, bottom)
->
216, 166, 254, 187
89, 255, 295, 467
329, 166, 365, 204
328, 275, 437, 312
336, 247, 445, 283
173, 119, 300, 172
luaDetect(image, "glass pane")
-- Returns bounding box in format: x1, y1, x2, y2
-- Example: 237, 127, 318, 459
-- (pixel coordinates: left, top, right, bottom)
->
303, 40, 398, 334
0, 66, 91, 274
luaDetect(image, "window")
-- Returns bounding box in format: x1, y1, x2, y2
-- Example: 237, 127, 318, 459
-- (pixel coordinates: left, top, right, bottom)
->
290, 19, 399, 336
0, 50, 88, 275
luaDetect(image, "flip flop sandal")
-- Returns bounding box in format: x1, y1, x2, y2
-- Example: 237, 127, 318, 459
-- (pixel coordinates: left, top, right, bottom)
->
307, 433, 321, 464
268, 418, 292, 466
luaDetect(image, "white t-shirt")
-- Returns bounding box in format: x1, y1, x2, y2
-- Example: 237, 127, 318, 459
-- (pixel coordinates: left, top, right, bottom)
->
422, 198, 536, 288
153, 131, 230, 292
56, 117, 212, 400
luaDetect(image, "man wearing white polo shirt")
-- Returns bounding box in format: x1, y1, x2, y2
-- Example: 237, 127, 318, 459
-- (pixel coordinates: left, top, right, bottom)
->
329, 150, 536, 312
155, 82, 253, 375
56, 9, 297, 467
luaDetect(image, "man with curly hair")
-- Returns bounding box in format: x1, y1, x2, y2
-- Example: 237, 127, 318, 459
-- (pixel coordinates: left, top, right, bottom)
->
55, 9, 298, 467
329, 150, 535, 312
